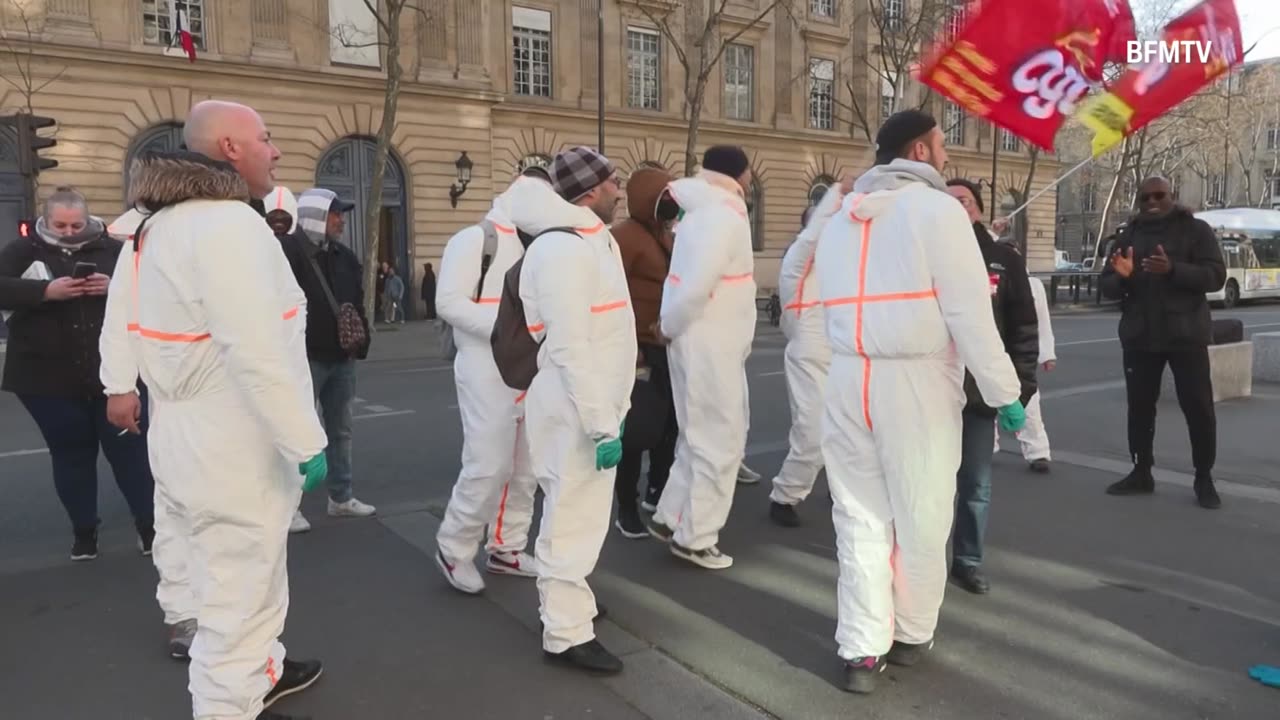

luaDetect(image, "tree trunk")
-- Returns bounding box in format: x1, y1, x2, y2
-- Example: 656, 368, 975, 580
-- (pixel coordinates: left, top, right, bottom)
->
1095, 136, 1131, 260
361, 5, 403, 324
683, 75, 707, 177
1017, 149, 1039, 256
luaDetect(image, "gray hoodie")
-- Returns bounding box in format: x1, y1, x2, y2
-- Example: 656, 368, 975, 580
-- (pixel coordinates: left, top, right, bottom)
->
296, 188, 339, 246
852, 159, 948, 195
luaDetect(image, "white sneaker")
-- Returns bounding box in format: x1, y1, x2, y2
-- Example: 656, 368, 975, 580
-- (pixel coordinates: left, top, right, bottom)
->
671, 542, 733, 570
328, 498, 376, 517
485, 550, 538, 577
435, 550, 485, 594
737, 463, 761, 485
289, 511, 312, 534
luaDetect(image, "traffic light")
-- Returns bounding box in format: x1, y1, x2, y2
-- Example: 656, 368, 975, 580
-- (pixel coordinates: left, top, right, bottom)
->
16, 113, 58, 176
17, 219, 31, 238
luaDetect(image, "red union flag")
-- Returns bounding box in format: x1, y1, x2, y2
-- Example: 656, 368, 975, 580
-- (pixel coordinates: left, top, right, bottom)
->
1076, 0, 1243, 156
917, 0, 1136, 150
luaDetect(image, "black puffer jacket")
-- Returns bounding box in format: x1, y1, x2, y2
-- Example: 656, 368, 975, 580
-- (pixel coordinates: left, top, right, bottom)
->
962, 223, 1039, 416
0, 221, 125, 398
278, 231, 371, 362
1099, 207, 1225, 351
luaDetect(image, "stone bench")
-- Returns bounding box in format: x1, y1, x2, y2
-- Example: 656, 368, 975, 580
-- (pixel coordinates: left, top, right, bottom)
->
1161, 341, 1253, 403
1254, 332, 1280, 383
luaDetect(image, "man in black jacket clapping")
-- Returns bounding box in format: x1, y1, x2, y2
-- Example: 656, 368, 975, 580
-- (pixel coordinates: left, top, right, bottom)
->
945, 179, 1039, 595
1100, 177, 1226, 509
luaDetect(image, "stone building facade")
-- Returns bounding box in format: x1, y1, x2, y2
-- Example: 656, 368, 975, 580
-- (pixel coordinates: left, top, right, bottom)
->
0, 0, 1060, 317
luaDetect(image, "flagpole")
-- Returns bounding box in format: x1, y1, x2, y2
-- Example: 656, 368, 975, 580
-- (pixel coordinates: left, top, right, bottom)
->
1004, 155, 1094, 220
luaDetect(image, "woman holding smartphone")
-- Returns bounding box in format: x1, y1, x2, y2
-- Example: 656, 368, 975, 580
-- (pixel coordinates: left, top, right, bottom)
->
0, 186, 154, 560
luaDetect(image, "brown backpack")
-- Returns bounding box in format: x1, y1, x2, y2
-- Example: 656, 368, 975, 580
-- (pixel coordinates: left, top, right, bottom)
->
490, 227, 578, 391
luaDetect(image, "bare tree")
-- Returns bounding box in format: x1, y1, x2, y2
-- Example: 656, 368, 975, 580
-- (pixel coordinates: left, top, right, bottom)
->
999, 145, 1040, 255
324, 0, 427, 323
634, 0, 795, 175
0, 1, 69, 114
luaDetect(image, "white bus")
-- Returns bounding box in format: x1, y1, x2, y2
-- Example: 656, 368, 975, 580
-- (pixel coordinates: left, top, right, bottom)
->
1195, 208, 1280, 308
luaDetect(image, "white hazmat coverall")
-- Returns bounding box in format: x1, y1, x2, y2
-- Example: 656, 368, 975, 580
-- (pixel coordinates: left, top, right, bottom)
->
769, 184, 845, 507
513, 181, 637, 653
265, 186, 298, 232
652, 171, 757, 553
102, 184, 325, 719
436, 186, 536, 569
996, 276, 1054, 461
816, 160, 1021, 662
101, 210, 194, 632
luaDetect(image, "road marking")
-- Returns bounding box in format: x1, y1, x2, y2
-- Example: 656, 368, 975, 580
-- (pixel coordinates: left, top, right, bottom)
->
0, 447, 47, 459
1039, 380, 1127, 400
353, 409, 415, 420
1057, 322, 1280, 347
386, 365, 453, 375
1046, 448, 1280, 505
363, 404, 394, 413
757, 371, 785, 377
0, 409, 417, 458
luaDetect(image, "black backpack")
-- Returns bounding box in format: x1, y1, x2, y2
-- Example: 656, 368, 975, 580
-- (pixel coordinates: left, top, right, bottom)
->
490, 227, 579, 391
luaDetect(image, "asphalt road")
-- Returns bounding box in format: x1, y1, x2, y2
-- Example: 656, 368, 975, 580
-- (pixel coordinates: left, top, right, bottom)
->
2, 303, 1279, 719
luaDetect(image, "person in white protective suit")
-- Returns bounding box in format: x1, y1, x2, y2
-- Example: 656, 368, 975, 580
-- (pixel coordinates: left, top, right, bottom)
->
263, 186, 298, 238
516, 147, 636, 675
647, 145, 757, 570
994, 265, 1056, 472
815, 110, 1025, 694
433, 168, 551, 594
100, 100, 327, 720
768, 178, 850, 528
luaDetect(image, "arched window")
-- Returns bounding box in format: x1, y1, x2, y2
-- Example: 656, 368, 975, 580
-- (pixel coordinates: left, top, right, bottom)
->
123, 122, 184, 201
748, 179, 765, 251
808, 174, 837, 206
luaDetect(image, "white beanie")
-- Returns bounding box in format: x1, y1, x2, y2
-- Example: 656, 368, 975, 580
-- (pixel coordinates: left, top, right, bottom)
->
264, 186, 298, 232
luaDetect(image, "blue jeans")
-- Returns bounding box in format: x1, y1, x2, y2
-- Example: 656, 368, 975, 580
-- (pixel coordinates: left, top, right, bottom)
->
952, 409, 995, 570
18, 392, 155, 533
310, 360, 356, 503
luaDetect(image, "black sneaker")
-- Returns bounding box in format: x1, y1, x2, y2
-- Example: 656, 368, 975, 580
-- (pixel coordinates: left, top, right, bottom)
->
71, 528, 98, 561
138, 525, 156, 556
641, 485, 662, 513
262, 658, 323, 708
950, 565, 990, 595
646, 518, 674, 543
1106, 468, 1155, 496
1194, 475, 1222, 509
842, 656, 886, 694
769, 502, 801, 528
615, 506, 649, 539
1029, 459, 1050, 474
885, 639, 934, 667
543, 639, 623, 676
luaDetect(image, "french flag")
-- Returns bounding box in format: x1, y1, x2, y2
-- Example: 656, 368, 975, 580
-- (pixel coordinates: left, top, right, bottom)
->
172, 4, 197, 63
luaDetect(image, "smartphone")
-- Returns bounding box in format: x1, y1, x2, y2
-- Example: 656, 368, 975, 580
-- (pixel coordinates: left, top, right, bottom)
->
72, 262, 96, 279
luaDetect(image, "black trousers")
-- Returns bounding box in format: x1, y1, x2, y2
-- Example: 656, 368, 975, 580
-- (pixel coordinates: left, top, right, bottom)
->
615, 343, 678, 512
1123, 347, 1216, 475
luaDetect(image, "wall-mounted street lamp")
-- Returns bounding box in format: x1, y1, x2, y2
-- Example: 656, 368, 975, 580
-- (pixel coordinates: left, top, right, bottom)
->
449, 151, 473, 208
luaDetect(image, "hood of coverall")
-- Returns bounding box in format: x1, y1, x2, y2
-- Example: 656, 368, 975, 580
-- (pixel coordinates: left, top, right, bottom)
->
849, 159, 949, 219
502, 175, 604, 236
127, 151, 252, 211
263, 186, 298, 233
666, 170, 747, 219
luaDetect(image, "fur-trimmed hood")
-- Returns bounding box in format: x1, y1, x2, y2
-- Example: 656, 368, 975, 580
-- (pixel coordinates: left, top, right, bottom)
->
126, 151, 251, 210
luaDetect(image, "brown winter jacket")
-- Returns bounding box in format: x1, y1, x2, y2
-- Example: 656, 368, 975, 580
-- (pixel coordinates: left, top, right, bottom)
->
614, 167, 675, 346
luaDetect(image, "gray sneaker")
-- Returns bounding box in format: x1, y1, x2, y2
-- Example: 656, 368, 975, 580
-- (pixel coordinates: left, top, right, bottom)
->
167, 618, 197, 660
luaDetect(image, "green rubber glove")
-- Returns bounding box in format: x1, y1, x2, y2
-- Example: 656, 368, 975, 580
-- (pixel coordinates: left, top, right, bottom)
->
299, 452, 328, 492
595, 437, 623, 471
997, 402, 1027, 433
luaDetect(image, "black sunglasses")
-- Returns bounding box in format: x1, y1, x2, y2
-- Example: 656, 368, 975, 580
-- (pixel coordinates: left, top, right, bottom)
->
1139, 191, 1169, 203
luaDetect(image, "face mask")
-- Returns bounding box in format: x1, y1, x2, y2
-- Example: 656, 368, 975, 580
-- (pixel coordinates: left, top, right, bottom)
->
655, 193, 681, 223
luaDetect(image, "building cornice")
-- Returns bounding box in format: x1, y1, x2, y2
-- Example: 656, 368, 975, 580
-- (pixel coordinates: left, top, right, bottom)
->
16, 43, 506, 105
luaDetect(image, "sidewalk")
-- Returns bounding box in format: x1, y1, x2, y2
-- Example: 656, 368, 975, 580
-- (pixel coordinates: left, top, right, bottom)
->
0, 508, 769, 719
